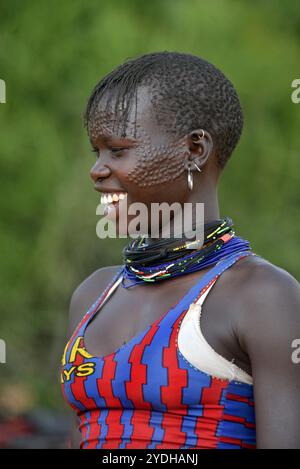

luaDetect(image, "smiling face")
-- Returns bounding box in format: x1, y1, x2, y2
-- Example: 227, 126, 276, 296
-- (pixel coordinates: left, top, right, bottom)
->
88, 86, 215, 237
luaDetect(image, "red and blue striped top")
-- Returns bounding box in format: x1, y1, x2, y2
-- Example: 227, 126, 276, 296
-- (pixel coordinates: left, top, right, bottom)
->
60, 251, 256, 449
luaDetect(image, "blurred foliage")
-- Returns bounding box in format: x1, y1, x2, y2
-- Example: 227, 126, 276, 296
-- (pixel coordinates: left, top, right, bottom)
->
0, 0, 299, 411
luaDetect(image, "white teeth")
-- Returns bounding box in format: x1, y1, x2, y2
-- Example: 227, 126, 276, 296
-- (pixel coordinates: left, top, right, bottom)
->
101, 192, 127, 205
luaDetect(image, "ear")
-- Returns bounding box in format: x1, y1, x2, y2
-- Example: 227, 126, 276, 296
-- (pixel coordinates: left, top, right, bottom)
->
183, 128, 213, 171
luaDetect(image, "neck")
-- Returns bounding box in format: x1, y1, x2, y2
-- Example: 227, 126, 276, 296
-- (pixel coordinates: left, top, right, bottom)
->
147, 181, 220, 243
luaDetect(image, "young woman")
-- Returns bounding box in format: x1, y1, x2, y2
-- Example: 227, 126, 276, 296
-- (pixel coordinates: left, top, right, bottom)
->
60, 52, 300, 449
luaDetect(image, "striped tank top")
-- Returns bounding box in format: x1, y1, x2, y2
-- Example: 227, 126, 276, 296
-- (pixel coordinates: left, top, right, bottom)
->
60, 251, 256, 449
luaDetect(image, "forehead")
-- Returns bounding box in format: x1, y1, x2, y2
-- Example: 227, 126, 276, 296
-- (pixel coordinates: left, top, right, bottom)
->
88, 86, 168, 145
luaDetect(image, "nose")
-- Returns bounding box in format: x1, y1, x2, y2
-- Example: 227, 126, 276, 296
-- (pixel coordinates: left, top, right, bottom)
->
90, 158, 111, 183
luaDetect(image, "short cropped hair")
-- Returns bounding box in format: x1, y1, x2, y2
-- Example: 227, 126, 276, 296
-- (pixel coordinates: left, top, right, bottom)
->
85, 51, 244, 168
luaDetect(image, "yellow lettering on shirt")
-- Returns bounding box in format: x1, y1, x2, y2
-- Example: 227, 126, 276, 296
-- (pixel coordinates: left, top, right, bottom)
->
69, 336, 93, 362
63, 366, 76, 381
76, 363, 95, 377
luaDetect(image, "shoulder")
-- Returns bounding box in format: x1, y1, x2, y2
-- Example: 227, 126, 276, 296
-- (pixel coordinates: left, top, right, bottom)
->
233, 257, 300, 447
231, 253, 299, 294
231, 254, 300, 352
233, 254, 300, 313
68, 265, 123, 335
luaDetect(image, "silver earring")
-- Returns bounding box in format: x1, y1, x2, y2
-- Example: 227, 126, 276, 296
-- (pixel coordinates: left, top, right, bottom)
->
191, 129, 205, 143
187, 167, 193, 191
194, 162, 202, 173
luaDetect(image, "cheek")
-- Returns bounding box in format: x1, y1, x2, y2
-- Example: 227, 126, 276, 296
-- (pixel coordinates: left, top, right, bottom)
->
126, 140, 186, 188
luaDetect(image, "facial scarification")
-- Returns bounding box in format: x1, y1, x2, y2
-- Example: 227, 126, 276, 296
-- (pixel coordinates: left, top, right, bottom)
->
88, 105, 187, 188
127, 128, 187, 187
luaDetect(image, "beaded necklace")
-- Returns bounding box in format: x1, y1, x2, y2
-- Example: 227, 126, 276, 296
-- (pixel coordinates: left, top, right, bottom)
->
121, 217, 252, 288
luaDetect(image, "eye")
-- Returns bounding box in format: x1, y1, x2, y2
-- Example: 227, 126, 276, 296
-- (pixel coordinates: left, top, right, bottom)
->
110, 147, 127, 156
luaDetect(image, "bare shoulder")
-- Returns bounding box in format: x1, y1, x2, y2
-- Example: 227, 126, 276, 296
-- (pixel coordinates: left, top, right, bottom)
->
233, 254, 300, 307
231, 253, 298, 288
230, 254, 300, 348
68, 265, 123, 336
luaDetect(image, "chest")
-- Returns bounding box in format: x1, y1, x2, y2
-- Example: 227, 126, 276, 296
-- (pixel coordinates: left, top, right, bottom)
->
82, 269, 247, 371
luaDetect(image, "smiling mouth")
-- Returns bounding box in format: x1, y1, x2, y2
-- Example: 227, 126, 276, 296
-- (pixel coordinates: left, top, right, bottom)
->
100, 191, 127, 205
100, 192, 128, 217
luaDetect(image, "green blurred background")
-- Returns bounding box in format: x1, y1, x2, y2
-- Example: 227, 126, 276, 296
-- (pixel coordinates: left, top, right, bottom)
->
0, 0, 299, 418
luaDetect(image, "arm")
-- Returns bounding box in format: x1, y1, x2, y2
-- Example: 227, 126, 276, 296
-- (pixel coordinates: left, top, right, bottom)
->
240, 264, 300, 448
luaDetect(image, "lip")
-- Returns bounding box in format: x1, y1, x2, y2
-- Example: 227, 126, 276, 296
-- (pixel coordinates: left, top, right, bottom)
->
94, 185, 127, 194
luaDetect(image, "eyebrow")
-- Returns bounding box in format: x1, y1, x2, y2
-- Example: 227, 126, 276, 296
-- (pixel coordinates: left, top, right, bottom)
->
92, 133, 138, 147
